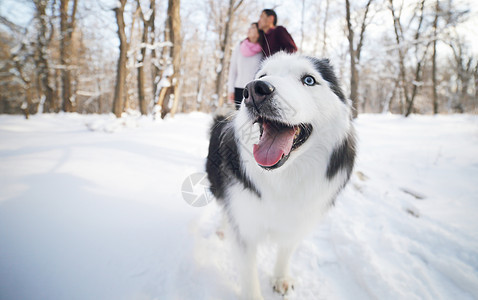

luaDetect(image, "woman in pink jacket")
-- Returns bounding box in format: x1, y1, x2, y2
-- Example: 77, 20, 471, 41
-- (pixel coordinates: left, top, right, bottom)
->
227, 23, 264, 109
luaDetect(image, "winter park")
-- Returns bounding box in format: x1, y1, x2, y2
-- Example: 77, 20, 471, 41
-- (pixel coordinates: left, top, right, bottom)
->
1, 1, 478, 300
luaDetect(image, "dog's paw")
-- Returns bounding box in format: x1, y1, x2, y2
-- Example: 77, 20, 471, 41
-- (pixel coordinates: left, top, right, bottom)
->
272, 277, 295, 298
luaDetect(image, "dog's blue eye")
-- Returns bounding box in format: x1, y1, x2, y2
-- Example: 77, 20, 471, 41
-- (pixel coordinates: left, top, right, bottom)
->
302, 75, 316, 86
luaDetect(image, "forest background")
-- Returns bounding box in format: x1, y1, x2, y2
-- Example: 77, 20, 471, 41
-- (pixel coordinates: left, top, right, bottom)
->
0, 0, 477, 119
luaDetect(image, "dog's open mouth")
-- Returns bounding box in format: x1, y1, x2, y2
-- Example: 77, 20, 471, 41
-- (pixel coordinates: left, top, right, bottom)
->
253, 117, 313, 170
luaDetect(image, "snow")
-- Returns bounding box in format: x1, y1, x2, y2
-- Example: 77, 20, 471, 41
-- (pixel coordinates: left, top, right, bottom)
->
0, 112, 477, 300
143, 8, 153, 22
216, 63, 223, 73
158, 78, 171, 88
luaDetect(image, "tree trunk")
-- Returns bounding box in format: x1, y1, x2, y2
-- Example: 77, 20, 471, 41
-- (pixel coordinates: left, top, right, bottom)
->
322, 0, 329, 56
112, 0, 128, 118
60, 0, 71, 112
345, 0, 372, 118
60, 0, 78, 113
136, 0, 153, 115
150, 0, 162, 108
215, 0, 234, 108
33, 0, 56, 113
12, 43, 34, 116
474, 62, 478, 112
389, 0, 411, 115
214, 0, 244, 108
300, 0, 306, 52
404, 0, 427, 117
432, 0, 439, 114
195, 45, 205, 111
137, 32, 148, 115
160, 0, 181, 119
382, 77, 400, 113
406, 53, 426, 116
345, 0, 358, 118
54, 68, 61, 112
196, 15, 212, 112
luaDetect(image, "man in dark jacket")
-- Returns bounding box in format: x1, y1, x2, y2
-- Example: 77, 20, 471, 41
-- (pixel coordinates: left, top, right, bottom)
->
258, 9, 298, 57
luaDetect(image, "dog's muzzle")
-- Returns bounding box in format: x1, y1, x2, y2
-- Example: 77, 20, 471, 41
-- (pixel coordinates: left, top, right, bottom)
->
243, 80, 275, 113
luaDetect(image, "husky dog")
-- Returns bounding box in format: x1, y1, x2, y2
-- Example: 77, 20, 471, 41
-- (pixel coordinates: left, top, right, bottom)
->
206, 53, 356, 299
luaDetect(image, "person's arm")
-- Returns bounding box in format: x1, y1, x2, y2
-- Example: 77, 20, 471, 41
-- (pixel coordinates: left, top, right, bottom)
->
227, 43, 240, 102
276, 26, 298, 53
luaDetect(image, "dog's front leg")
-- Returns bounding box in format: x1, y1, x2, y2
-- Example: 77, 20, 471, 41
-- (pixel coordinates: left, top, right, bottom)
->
272, 245, 297, 297
238, 244, 263, 300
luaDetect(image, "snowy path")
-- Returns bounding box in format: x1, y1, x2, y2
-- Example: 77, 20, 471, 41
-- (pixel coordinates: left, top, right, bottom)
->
0, 113, 477, 300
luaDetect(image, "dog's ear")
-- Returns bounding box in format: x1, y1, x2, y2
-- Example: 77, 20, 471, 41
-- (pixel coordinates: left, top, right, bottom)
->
306, 57, 346, 103
320, 58, 331, 65
305, 56, 329, 65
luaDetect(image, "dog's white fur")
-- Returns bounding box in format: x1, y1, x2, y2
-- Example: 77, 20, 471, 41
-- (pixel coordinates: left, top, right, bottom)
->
215, 53, 354, 299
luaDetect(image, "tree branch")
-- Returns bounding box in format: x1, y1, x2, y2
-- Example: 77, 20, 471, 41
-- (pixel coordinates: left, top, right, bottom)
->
233, 0, 244, 12
356, 0, 373, 61
70, 0, 78, 30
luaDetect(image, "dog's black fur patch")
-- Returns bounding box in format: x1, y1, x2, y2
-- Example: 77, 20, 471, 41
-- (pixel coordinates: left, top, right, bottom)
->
326, 132, 356, 181
206, 115, 261, 200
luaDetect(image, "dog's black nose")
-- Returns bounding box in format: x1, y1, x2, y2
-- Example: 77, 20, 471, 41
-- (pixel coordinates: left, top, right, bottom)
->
244, 80, 275, 112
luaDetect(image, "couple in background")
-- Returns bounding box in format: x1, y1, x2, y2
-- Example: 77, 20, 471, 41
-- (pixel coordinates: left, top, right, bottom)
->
227, 9, 297, 109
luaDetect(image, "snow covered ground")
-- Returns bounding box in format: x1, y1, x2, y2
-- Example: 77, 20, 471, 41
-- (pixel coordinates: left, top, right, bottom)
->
0, 112, 477, 300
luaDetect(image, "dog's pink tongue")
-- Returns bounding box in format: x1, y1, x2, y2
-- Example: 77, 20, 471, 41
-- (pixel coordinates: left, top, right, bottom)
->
253, 122, 295, 167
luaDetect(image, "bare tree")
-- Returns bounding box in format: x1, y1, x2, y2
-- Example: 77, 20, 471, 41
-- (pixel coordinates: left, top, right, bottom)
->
389, 0, 429, 116
60, 0, 78, 112
431, 0, 439, 114
345, 0, 373, 118
322, 0, 330, 57
33, 0, 56, 113
407, 0, 429, 116
214, 0, 244, 108
74, 13, 117, 115
389, 0, 409, 114
136, 0, 155, 115
196, 18, 211, 112
300, 0, 306, 52
112, 0, 128, 118
157, 0, 181, 119
449, 36, 475, 113
474, 62, 478, 111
